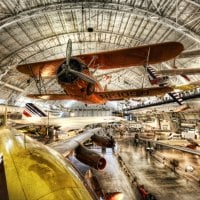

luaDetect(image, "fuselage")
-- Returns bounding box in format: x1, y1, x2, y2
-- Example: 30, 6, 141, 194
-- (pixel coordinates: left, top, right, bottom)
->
0, 126, 94, 200
57, 57, 107, 104
60, 79, 106, 104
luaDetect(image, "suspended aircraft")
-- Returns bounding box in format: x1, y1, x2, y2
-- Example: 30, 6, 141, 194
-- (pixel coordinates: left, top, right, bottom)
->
17, 40, 184, 104
145, 65, 185, 106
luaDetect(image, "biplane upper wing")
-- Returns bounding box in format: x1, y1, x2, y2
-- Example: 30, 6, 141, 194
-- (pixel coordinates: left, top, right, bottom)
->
95, 86, 173, 101
17, 42, 183, 77
77, 42, 183, 69
17, 58, 65, 77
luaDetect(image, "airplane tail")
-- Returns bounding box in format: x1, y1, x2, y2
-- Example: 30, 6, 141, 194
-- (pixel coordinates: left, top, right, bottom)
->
168, 92, 184, 105
23, 103, 47, 118
145, 65, 169, 86
145, 66, 185, 106
146, 65, 158, 80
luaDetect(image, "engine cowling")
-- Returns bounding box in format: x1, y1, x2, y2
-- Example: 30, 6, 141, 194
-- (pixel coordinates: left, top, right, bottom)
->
57, 58, 86, 83
75, 145, 106, 170
91, 134, 115, 148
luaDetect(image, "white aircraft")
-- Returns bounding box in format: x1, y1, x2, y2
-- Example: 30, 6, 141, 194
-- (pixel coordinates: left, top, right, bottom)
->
4, 103, 124, 130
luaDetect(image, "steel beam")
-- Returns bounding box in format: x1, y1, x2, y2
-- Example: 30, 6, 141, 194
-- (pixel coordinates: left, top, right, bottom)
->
0, 1, 199, 44
0, 81, 23, 92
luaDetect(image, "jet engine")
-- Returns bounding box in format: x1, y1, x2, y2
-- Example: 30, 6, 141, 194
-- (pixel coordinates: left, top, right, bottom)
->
75, 145, 106, 170
91, 134, 115, 148
57, 58, 86, 83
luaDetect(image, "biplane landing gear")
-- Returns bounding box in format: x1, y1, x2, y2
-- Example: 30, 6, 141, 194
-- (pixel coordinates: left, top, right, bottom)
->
86, 83, 95, 95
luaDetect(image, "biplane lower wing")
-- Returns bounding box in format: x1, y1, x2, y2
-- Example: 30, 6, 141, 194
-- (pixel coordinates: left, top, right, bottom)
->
95, 86, 173, 101
27, 94, 75, 100
26, 86, 172, 102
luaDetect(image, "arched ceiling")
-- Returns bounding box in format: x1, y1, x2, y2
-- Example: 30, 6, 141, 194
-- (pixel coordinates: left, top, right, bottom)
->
0, 0, 199, 109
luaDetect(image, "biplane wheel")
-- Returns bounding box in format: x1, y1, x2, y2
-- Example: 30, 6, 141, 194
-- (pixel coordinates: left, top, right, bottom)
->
86, 83, 95, 95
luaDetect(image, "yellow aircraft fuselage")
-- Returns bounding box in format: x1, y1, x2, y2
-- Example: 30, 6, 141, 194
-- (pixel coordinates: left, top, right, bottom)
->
0, 126, 94, 200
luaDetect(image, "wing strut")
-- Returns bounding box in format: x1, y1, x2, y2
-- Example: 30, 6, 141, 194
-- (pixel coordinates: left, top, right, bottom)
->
142, 47, 151, 88
29, 66, 47, 94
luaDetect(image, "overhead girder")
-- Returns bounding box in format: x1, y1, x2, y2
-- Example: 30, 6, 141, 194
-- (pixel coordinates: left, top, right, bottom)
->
0, 80, 23, 92
184, 0, 200, 8
179, 48, 200, 58
0, 1, 199, 44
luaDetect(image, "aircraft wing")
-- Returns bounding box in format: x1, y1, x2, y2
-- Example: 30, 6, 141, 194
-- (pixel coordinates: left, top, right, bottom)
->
77, 42, 183, 69
95, 86, 173, 100
26, 93, 76, 100
157, 68, 200, 76
142, 139, 200, 156
49, 128, 100, 157
173, 80, 200, 90
26, 87, 172, 101
17, 58, 65, 77
17, 42, 183, 77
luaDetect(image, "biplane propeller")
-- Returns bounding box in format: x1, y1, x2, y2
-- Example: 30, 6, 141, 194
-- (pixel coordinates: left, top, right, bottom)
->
57, 39, 97, 86
56, 39, 97, 95
17, 40, 184, 104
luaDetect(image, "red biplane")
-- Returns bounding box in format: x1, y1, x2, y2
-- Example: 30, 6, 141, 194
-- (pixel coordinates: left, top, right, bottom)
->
17, 40, 183, 104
